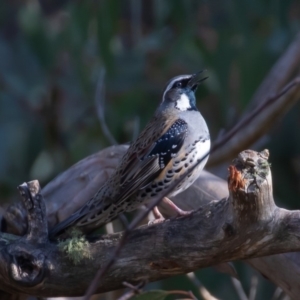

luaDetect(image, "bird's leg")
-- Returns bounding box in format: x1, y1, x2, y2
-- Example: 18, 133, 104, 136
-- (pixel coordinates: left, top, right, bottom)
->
162, 197, 192, 216
155, 196, 193, 218
153, 206, 165, 220
148, 206, 165, 225
148, 197, 192, 225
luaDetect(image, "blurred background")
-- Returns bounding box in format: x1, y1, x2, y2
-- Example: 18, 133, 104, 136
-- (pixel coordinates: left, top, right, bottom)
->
1, 0, 300, 299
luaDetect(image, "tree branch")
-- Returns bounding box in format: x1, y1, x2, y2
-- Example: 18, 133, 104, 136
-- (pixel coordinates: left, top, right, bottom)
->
208, 77, 300, 166
1, 150, 300, 298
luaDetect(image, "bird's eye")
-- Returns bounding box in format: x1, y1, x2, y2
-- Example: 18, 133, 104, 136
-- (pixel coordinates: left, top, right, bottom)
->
175, 82, 182, 88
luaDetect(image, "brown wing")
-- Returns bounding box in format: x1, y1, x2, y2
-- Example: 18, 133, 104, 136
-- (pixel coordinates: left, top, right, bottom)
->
116, 117, 188, 203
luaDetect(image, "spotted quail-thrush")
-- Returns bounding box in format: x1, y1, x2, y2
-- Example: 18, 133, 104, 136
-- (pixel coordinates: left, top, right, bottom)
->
49, 72, 210, 237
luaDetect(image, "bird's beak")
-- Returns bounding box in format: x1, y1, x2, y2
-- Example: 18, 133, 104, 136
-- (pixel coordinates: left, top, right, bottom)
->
188, 70, 208, 91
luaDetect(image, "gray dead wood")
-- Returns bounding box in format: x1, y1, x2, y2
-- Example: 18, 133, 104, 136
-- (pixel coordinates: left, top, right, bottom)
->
1, 150, 300, 298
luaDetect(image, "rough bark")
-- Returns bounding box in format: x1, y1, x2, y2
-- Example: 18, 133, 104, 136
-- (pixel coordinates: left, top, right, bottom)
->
1, 149, 300, 298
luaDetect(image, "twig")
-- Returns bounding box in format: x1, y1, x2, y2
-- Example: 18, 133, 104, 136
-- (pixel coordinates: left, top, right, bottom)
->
271, 287, 284, 300
117, 281, 144, 300
231, 278, 248, 300
187, 272, 220, 300
117, 291, 136, 300
213, 262, 238, 279
213, 78, 299, 147
209, 77, 300, 166
105, 222, 114, 234
95, 68, 118, 145
248, 276, 258, 300
167, 290, 198, 300
122, 281, 144, 292
208, 78, 297, 168
118, 213, 129, 229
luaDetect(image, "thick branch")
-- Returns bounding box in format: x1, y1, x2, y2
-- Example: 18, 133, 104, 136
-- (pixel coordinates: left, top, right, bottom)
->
0, 150, 300, 297
0, 181, 48, 295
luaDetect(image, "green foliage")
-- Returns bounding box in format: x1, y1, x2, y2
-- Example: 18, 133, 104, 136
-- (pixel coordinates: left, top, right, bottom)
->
58, 228, 91, 265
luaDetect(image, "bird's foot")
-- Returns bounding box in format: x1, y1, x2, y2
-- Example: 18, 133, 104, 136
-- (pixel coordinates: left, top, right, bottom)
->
148, 198, 193, 226
162, 197, 193, 217
148, 206, 165, 225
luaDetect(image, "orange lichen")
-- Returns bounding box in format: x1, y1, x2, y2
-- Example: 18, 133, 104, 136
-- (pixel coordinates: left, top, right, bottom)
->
228, 166, 246, 192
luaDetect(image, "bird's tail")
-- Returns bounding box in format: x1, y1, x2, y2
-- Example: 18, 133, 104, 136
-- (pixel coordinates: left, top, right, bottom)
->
49, 210, 82, 240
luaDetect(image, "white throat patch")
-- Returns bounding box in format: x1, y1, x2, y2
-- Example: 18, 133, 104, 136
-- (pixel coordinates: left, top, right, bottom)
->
176, 94, 191, 111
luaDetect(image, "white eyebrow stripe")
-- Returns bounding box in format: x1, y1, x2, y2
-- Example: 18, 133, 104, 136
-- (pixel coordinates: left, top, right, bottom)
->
162, 74, 192, 102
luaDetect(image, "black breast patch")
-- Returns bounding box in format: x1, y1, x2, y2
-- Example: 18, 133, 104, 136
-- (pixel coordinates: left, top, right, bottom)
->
145, 119, 188, 169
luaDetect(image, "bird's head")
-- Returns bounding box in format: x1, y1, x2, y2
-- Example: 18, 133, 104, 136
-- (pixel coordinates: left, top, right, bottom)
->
162, 71, 207, 111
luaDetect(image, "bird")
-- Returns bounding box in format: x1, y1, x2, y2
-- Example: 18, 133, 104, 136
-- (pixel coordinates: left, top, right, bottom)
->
49, 72, 210, 238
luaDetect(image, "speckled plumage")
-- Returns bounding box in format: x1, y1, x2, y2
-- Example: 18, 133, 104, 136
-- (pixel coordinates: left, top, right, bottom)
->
50, 73, 210, 237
